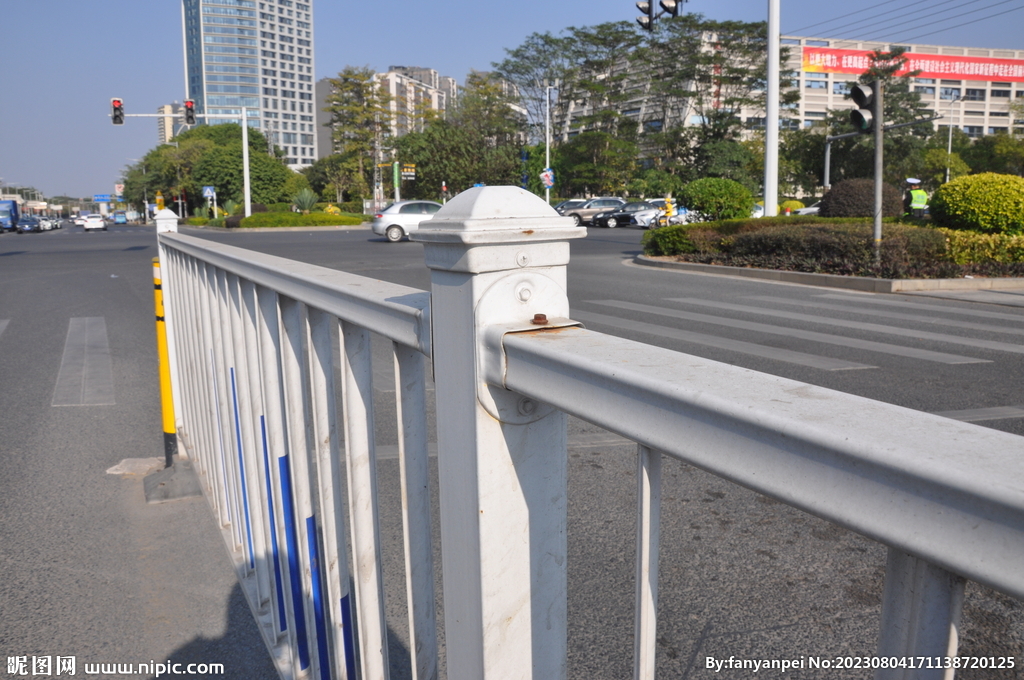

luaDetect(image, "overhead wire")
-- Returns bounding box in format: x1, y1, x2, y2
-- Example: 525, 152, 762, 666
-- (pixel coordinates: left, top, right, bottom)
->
784, 0, 1023, 47
895, 4, 1024, 44
870, 0, 1023, 41
785, 0, 937, 36
816, 0, 984, 40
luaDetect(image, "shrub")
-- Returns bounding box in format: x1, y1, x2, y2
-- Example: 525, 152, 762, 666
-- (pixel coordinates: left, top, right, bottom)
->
779, 200, 805, 213
938, 227, 1024, 263
207, 217, 226, 228
819, 179, 903, 218
680, 178, 755, 222
930, 173, 1024, 235
186, 217, 209, 226
238, 212, 363, 228
293, 188, 319, 213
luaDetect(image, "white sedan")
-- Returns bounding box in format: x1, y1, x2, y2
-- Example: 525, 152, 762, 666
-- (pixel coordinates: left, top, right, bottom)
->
82, 215, 107, 231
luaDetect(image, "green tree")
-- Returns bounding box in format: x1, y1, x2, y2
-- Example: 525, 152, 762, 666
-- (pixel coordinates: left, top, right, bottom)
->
556, 131, 637, 196
303, 153, 368, 203
322, 66, 393, 192
193, 141, 292, 205
491, 31, 574, 139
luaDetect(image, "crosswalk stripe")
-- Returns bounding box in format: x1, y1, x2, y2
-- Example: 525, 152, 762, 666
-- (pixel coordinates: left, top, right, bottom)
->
750, 296, 1024, 337
818, 293, 1024, 322
668, 298, 1024, 356
931, 406, 1024, 422
52, 317, 115, 406
0, 319, 8, 341
587, 300, 986, 365
573, 310, 875, 371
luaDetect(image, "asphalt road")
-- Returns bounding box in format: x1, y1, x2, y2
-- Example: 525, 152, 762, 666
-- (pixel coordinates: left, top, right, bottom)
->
2, 222, 1021, 679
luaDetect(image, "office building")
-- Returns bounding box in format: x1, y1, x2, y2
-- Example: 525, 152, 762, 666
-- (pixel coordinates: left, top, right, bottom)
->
181, 0, 317, 169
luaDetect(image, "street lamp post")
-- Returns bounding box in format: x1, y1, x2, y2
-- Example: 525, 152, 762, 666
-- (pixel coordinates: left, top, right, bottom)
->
945, 95, 962, 184
544, 81, 557, 205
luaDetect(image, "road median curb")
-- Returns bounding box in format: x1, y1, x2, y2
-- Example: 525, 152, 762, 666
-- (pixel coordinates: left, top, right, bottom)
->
634, 255, 1024, 293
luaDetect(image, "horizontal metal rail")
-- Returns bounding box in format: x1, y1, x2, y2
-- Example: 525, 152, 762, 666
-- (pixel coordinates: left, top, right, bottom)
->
161, 232, 431, 356
497, 326, 1024, 602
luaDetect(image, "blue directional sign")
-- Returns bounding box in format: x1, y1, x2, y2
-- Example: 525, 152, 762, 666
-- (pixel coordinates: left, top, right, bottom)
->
202, 186, 216, 199
93, 194, 112, 203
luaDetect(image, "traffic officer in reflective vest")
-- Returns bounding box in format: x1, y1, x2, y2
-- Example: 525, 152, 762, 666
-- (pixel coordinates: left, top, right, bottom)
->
904, 178, 928, 217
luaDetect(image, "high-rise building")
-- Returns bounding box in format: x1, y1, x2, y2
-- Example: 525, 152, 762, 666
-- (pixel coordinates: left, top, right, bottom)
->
157, 103, 182, 144
181, 0, 317, 169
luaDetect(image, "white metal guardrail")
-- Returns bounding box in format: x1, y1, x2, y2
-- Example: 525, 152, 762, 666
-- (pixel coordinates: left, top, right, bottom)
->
158, 187, 1024, 680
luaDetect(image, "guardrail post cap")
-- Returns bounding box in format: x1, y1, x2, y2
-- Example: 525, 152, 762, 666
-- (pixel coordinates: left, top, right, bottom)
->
154, 208, 179, 234
414, 186, 583, 273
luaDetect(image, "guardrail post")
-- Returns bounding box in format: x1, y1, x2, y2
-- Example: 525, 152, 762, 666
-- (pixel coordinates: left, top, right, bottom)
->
875, 548, 966, 680
415, 186, 585, 679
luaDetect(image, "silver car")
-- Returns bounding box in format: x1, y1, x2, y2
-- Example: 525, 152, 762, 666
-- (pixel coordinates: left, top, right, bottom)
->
371, 200, 443, 242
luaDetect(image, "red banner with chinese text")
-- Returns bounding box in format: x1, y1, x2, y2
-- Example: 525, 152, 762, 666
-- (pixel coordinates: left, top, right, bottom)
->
802, 46, 1024, 83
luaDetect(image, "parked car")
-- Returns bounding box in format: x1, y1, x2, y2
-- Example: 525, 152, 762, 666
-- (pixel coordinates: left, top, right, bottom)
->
371, 200, 443, 242
558, 197, 626, 226
794, 202, 820, 215
592, 201, 659, 228
83, 214, 107, 232
553, 199, 586, 213
752, 203, 765, 219
17, 216, 42, 233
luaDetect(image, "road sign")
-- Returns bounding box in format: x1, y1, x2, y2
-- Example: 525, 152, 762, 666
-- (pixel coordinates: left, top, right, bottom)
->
202, 186, 216, 199
401, 164, 416, 180
540, 169, 555, 189
114, 184, 125, 196
93, 194, 111, 203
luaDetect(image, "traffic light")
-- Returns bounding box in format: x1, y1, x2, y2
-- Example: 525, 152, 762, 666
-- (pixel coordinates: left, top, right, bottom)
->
660, 0, 680, 17
850, 84, 875, 133
111, 98, 124, 125
636, 1, 655, 31
183, 100, 196, 125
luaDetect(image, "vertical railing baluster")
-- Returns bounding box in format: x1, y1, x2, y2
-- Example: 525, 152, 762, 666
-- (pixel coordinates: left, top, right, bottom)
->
634, 445, 662, 680
308, 309, 358, 680
340, 320, 390, 680
196, 261, 231, 527
875, 548, 966, 680
225, 273, 264, 584
238, 279, 275, 610
255, 284, 303, 674
279, 297, 324, 679
394, 343, 438, 680
213, 268, 244, 552
176, 254, 209, 483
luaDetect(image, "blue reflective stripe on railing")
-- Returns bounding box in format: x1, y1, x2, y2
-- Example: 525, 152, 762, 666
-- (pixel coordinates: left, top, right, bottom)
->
306, 516, 332, 680
340, 594, 357, 680
261, 416, 287, 632
279, 454, 310, 670
230, 368, 255, 570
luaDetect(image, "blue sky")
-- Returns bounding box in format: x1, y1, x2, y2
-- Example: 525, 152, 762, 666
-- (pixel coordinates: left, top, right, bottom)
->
1, 0, 1022, 198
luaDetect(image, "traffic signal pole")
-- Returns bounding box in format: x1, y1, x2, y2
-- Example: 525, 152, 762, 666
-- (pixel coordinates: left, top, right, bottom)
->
110, 100, 254, 218
872, 80, 883, 262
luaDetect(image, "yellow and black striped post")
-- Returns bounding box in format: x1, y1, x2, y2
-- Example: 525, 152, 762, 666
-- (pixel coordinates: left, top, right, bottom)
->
152, 257, 177, 467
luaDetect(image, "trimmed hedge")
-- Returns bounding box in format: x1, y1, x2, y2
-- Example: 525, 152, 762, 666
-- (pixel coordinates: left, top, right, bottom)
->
819, 178, 903, 218
186, 217, 209, 226
641, 215, 900, 256
238, 212, 363, 228
680, 178, 755, 222
644, 219, 1024, 278
939, 227, 1024, 264
930, 172, 1024, 235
